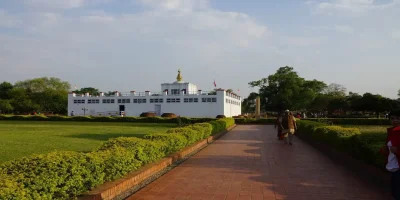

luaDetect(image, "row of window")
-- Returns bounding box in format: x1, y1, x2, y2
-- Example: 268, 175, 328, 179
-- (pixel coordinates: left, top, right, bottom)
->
226, 99, 240, 105
73, 98, 219, 104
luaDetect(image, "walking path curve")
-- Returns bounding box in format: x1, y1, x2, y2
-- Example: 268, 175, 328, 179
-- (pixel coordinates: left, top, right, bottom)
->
127, 125, 391, 200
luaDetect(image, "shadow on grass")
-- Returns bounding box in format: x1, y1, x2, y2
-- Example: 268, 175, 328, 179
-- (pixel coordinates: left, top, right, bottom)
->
63, 132, 147, 141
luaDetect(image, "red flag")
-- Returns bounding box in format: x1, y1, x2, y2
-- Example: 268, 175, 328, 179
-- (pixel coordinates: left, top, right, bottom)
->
213, 80, 216, 87
237, 89, 240, 92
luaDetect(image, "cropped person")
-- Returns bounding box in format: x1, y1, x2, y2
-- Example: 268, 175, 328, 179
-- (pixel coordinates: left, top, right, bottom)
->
278, 110, 297, 145
380, 109, 400, 200
275, 112, 283, 140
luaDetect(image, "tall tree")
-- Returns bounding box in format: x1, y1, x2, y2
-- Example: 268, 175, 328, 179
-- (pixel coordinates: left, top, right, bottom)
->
13, 77, 70, 114
249, 66, 327, 111
0, 82, 14, 99
241, 92, 258, 113
324, 83, 347, 97
72, 87, 100, 96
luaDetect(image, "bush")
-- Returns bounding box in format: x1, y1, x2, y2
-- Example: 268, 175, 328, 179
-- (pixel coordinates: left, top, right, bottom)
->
161, 113, 177, 118
296, 120, 390, 169
0, 115, 218, 124
139, 112, 156, 117
304, 118, 390, 125
0, 117, 236, 199
234, 118, 276, 125
216, 115, 226, 118
144, 133, 188, 155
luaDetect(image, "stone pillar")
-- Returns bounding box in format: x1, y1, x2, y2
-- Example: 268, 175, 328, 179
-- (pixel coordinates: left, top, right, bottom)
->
255, 96, 261, 118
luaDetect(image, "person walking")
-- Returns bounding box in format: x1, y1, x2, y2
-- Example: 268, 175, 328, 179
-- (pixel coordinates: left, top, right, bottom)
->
275, 112, 283, 140
278, 110, 297, 145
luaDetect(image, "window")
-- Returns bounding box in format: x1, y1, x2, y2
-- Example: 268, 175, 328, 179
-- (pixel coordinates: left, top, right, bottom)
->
133, 99, 138, 103
137, 99, 146, 103
184, 98, 188, 103
88, 99, 99, 104
207, 98, 211, 102
194, 98, 198, 102
167, 98, 180, 103
171, 89, 180, 95
118, 99, 130, 103
189, 98, 193, 103
73, 99, 85, 104
102, 99, 115, 104
150, 98, 162, 103
212, 98, 217, 102
202, 98, 206, 102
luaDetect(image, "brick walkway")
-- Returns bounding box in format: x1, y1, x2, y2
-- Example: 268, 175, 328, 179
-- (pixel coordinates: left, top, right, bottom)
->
126, 125, 391, 200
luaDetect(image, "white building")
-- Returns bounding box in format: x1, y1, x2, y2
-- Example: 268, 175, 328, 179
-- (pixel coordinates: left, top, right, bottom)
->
68, 70, 242, 118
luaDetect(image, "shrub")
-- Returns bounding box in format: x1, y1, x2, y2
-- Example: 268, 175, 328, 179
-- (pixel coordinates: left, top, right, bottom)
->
234, 118, 276, 125
296, 120, 391, 169
161, 113, 177, 118
98, 137, 167, 165
0, 117, 236, 199
304, 118, 390, 125
139, 112, 156, 117
216, 115, 226, 118
144, 133, 188, 155
167, 128, 201, 145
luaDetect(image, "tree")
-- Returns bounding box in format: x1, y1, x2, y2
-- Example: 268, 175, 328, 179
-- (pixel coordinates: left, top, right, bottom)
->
241, 92, 258, 113
72, 87, 100, 96
398, 89, 400, 99
249, 66, 327, 111
13, 77, 70, 114
14, 77, 70, 93
324, 83, 347, 97
0, 100, 13, 114
0, 82, 13, 99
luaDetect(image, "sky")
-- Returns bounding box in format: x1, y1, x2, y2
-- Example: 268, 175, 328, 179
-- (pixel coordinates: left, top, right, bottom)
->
0, 0, 399, 98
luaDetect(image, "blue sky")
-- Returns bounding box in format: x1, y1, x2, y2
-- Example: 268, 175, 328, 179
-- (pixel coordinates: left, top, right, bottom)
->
1, 0, 399, 98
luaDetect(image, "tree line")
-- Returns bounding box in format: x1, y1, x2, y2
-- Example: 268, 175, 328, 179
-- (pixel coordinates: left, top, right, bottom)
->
0, 77, 118, 115
242, 66, 400, 118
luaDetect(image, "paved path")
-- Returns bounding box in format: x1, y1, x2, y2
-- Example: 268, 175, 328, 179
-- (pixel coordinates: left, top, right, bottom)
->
127, 125, 391, 200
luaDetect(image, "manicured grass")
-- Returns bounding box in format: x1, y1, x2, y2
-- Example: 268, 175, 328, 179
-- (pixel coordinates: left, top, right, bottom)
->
0, 121, 176, 163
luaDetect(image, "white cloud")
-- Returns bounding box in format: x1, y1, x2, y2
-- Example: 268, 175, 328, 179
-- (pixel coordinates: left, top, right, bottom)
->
139, 0, 209, 12
314, 0, 399, 15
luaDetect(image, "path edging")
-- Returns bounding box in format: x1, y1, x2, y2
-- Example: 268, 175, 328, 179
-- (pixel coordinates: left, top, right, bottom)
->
296, 131, 391, 194
78, 124, 236, 200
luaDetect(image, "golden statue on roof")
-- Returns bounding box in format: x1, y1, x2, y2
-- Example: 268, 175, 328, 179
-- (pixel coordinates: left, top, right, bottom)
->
176, 69, 183, 81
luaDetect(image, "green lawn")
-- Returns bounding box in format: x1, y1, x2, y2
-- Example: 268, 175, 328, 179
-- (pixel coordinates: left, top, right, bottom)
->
0, 121, 176, 163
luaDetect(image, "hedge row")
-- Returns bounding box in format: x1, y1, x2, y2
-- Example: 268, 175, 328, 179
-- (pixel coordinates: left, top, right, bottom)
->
0, 118, 235, 200
0, 115, 217, 124
234, 118, 276, 124
296, 120, 386, 169
304, 118, 391, 125
233, 117, 390, 126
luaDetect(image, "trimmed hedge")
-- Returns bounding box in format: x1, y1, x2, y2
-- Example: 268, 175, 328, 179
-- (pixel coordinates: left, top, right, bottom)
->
161, 113, 177, 118
304, 118, 391, 125
0, 118, 235, 200
234, 118, 276, 125
0, 115, 218, 124
296, 120, 387, 170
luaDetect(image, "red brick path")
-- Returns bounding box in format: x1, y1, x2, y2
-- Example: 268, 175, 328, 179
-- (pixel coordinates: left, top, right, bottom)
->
126, 125, 391, 200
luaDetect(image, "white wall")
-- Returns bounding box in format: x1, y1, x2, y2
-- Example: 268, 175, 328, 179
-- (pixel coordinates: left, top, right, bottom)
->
68, 92, 225, 118
223, 91, 242, 117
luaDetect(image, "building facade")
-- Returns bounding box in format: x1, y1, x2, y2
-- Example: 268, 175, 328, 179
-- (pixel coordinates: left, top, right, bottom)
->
68, 70, 241, 118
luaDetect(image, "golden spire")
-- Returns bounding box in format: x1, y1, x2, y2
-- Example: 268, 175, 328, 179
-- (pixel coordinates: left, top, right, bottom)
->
176, 69, 182, 81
